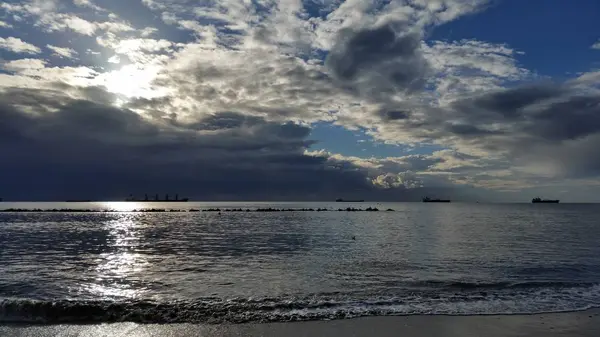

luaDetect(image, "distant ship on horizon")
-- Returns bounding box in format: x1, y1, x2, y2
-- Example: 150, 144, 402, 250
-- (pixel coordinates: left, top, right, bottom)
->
532, 197, 559, 203
335, 198, 365, 202
422, 197, 451, 203
126, 194, 190, 202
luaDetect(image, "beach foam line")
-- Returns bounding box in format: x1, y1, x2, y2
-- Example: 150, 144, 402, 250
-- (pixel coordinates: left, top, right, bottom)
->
2, 283, 600, 324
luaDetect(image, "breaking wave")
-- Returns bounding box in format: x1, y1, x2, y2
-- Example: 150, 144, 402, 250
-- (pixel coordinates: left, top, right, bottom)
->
2, 281, 600, 324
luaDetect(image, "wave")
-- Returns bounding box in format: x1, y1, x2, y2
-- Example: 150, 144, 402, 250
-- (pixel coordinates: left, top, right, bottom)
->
409, 280, 597, 290
2, 282, 600, 324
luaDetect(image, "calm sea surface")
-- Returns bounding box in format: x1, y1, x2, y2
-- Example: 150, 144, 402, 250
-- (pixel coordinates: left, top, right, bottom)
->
1, 202, 600, 323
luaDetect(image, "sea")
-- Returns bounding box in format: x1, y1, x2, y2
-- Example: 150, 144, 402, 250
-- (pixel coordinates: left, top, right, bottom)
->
1, 201, 600, 324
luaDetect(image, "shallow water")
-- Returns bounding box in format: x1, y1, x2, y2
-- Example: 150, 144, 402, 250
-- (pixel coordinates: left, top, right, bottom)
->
1, 202, 600, 323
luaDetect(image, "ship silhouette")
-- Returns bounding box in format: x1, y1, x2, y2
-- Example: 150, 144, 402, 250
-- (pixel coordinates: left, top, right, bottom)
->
335, 198, 365, 202
125, 194, 189, 202
532, 197, 559, 203
422, 197, 451, 203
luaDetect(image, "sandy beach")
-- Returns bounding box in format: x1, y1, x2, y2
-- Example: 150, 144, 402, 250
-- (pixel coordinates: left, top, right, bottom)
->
2, 310, 600, 337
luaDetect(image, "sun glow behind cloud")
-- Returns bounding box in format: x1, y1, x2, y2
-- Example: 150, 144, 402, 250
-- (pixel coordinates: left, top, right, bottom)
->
99, 64, 166, 101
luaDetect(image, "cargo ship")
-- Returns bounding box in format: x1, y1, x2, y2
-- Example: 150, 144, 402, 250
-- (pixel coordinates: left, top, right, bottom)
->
126, 194, 189, 202
532, 197, 559, 203
422, 197, 451, 203
335, 198, 365, 202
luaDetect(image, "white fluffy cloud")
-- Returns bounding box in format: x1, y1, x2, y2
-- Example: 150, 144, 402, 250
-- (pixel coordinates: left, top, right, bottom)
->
46, 44, 78, 58
1, 1, 132, 35
1, 62, 99, 89
424, 40, 530, 101
140, 27, 158, 37
39, 14, 133, 35
2, 58, 47, 71
592, 40, 600, 50
73, 0, 104, 12
0, 37, 41, 54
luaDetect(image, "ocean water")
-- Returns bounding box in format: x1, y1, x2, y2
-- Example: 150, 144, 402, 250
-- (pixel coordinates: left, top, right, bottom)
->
1, 201, 600, 324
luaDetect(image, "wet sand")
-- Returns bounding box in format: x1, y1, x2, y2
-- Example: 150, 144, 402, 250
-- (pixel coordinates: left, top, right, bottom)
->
2, 310, 600, 337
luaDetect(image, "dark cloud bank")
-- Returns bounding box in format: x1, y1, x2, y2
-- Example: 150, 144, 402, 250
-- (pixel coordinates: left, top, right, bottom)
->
0, 86, 468, 201
0, 87, 333, 200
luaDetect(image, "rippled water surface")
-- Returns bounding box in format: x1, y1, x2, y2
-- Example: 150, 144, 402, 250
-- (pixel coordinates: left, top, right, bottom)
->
1, 202, 600, 323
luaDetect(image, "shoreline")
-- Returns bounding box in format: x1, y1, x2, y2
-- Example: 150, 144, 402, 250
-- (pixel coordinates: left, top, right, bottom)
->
3, 309, 600, 337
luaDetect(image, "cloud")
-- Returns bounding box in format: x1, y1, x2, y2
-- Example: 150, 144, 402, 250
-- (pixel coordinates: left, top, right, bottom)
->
326, 21, 428, 96
0, 20, 12, 28
308, 149, 489, 199
141, 27, 158, 37
97, 37, 176, 64
0, 2, 133, 35
46, 44, 78, 59
593, 40, 600, 50
151, 43, 354, 123
447, 82, 599, 143
0, 37, 41, 54
423, 40, 531, 100
2, 58, 47, 71
1, 0, 599, 200
43, 15, 134, 35
450, 83, 564, 122
57, 15, 97, 35
73, 0, 104, 12
107, 55, 121, 64
118, 0, 597, 195
308, 149, 487, 190
0, 53, 162, 100
371, 172, 423, 189
313, 0, 489, 49
0, 86, 398, 201
402, 81, 600, 181
0, 58, 100, 90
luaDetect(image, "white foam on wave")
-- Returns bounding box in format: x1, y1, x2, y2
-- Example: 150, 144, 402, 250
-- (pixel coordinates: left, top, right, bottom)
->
1, 283, 600, 323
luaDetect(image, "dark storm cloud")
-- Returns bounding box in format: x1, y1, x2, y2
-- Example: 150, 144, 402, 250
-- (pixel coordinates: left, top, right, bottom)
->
0, 86, 391, 201
380, 109, 410, 121
349, 75, 600, 183
185, 112, 311, 140
384, 82, 600, 179
527, 95, 600, 141
326, 21, 428, 95
452, 83, 565, 120
447, 84, 600, 143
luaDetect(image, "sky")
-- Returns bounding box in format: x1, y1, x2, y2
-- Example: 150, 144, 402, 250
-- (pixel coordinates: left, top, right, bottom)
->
1, 0, 599, 202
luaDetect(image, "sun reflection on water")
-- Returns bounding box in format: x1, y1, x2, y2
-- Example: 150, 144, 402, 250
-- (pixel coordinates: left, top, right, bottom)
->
85, 214, 149, 300
101, 201, 142, 212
